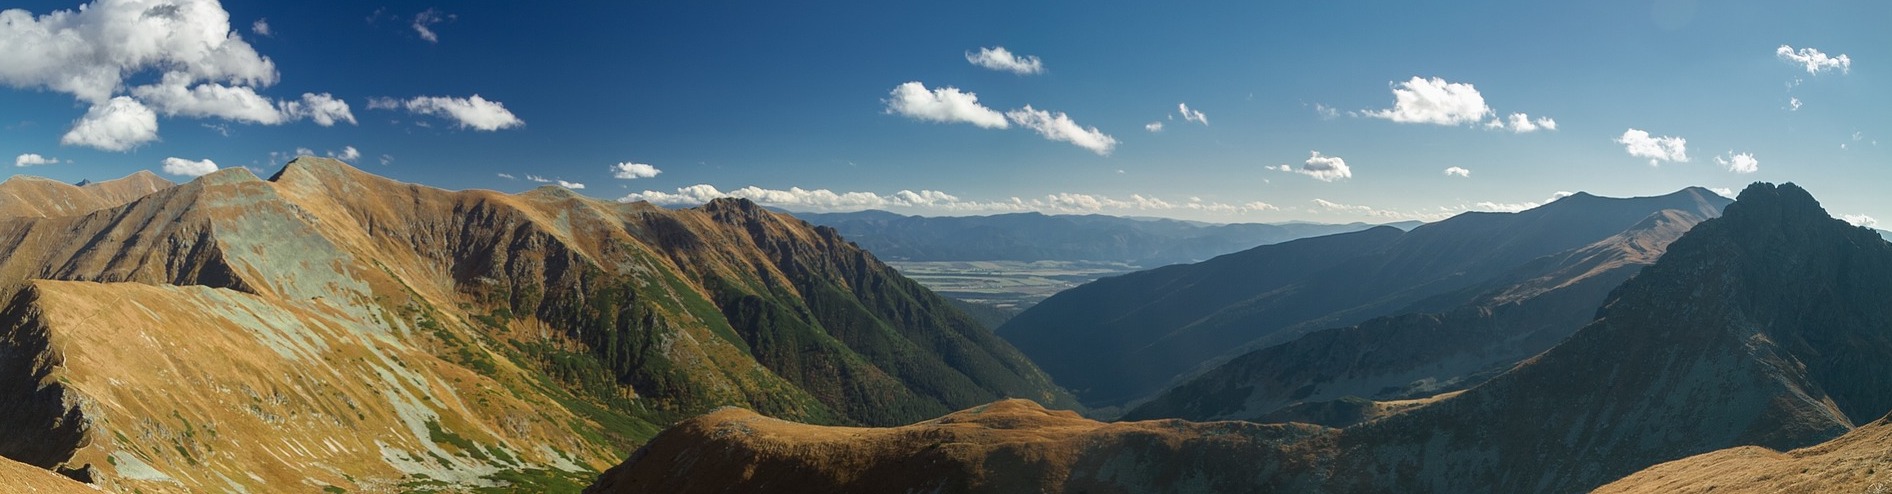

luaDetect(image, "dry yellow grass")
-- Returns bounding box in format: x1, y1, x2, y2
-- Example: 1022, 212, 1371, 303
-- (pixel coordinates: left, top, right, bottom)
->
1596, 413, 1892, 494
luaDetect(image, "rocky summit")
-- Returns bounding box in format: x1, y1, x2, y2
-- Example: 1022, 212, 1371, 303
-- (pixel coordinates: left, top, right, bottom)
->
0, 158, 1071, 492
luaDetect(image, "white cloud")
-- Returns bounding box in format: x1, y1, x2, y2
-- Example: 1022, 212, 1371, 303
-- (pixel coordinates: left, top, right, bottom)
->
251, 18, 270, 37
1365, 76, 1492, 126
1178, 103, 1208, 125
1144, 121, 1164, 132
524, 174, 551, 183
1615, 128, 1689, 166
1314, 103, 1339, 120
14, 153, 58, 167
612, 162, 661, 179
1789, 97, 1803, 111
160, 156, 218, 177
556, 180, 584, 190
61, 96, 159, 151
1842, 214, 1877, 228
964, 46, 1044, 75
618, 184, 1277, 215
294, 147, 314, 157
1486, 112, 1557, 133
1473, 201, 1540, 213
883, 82, 1010, 129
379, 95, 523, 131
378, 154, 393, 166
1714, 151, 1758, 174
1275, 151, 1352, 182
0, 0, 278, 103
331, 146, 360, 162
1709, 187, 1735, 199
413, 8, 449, 43
1444, 166, 1470, 177
1777, 45, 1851, 75
283, 93, 356, 126
1006, 105, 1117, 155
496, 173, 515, 179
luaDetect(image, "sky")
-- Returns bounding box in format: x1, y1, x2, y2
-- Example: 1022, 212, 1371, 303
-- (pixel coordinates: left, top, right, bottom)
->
1, 0, 1887, 225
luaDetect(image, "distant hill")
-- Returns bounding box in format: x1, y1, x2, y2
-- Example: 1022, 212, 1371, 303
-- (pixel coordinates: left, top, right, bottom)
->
1000, 187, 1731, 408
791, 209, 1411, 266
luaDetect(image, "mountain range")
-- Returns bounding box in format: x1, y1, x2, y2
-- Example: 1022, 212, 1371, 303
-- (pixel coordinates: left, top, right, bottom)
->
1000, 187, 1731, 409
791, 209, 1414, 265
0, 158, 1071, 492
593, 182, 1892, 493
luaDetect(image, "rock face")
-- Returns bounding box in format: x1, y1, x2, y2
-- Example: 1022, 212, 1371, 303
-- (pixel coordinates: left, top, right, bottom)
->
592, 183, 1892, 494
0, 158, 1071, 492
1000, 187, 1729, 408
584, 399, 1331, 494
1594, 412, 1892, 494
1127, 208, 1713, 423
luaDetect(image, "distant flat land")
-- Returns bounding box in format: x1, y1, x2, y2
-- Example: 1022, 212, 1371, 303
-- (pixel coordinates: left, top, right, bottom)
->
886, 260, 1142, 310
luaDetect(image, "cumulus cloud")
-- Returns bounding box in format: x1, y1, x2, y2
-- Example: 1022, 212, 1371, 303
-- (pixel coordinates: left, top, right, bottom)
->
1275, 151, 1352, 182
1709, 187, 1735, 199
1485, 112, 1557, 133
331, 146, 360, 162
883, 82, 1010, 129
524, 174, 551, 183
413, 8, 450, 43
61, 96, 160, 151
1314, 103, 1340, 120
496, 173, 515, 179
1789, 97, 1803, 111
556, 180, 584, 190
1714, 151, 1758, 174
1006, 105, 1117, 155
0, 0, 359, 148
1178, 103, 1208, 125
965, 46, 1044, 75
376, 95, 523, 131
618, 184, 1276, 216
160, 156, 218, 177
1365, 76, 1492, 125
1615, 128, 1688, 166
14, 153, 58, 167
1777, 45, 1851, 75
283, 93, 356, 126
1444, 166, 1470, 177
1842, 214, 1877, 228
612, 162, 661, 179
1144, 121, 1164, 132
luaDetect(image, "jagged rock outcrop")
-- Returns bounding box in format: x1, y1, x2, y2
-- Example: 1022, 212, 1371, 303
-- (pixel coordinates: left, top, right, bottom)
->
0, 158, 1071, 492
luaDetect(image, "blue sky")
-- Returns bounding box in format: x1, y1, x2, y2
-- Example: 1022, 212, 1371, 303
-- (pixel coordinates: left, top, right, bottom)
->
1, 0, 1886, 225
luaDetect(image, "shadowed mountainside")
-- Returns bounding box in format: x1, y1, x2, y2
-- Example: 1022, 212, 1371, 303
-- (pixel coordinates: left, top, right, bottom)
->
1127, 207, 1713, 422
0, 158, 1071, 492
1000, 187, 1730, 408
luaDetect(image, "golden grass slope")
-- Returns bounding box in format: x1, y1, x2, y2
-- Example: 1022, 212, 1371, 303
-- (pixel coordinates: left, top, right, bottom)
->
0, 171, 173, 218
1595, 413, 1892, 494
0, 455, 95, 494
585, 399, 1332, 494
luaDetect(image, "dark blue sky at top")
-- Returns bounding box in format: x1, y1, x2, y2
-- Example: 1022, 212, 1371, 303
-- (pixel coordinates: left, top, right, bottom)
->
1, 0, 1886, 223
